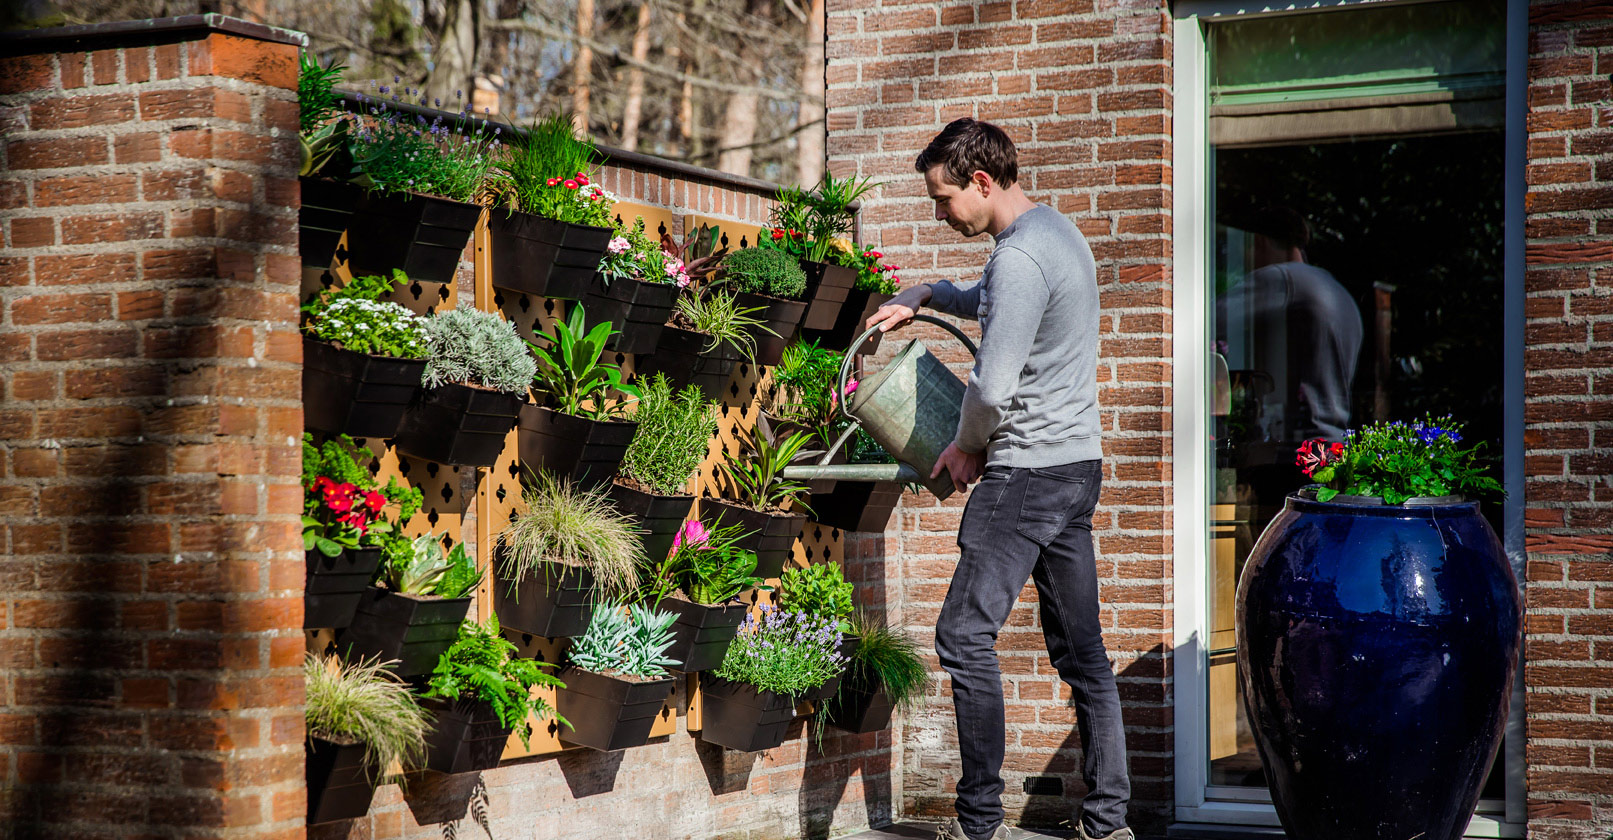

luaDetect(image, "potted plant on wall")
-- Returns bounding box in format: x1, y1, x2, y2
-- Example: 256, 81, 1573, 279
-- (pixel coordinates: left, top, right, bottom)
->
1237, 416, 1517, 840
703, 414, 816, 578
777, 562, 857, 703
764, 338, 848, 495
297, 52, 360, 270
488, 114, 616, 300
800, 241, 901, 355
822, 611, 928, 734
303, 434, 423, 629
610, 373, 718, 566
580, 216, 688, 355
393, 305, 536, 467
335, 531, 483, 679
759, 173, 879, 332
517, 305, 640, 491
301, 269, 430, 440
555, 602, 681, 751
305, 652, 432, 823
714, 247, 808, 367
804, 427, 906, 535
421, 615, 565, 774
699, 605, 845, 752
638, 288, 772, 401
494, 472, 643, 639
344, 87, 499, 284
641, 520, 768, 672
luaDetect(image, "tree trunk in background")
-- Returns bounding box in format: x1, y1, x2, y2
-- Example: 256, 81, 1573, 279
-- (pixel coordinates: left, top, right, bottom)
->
619, 2, 652, 151
572, 0, 595, 133
715, 0, 769, 176
796, 0, 824, 185
423, 0, 478, 111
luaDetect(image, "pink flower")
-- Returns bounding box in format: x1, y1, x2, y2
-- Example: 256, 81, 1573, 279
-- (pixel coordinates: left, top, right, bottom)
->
546, 177, 560, 187
844, 379, 858, 397
564, 179, 579, 189
672, 519, 710, 551
608, 236, 631, 255
1295, 438, 1341, 477
576, 173, 590, 186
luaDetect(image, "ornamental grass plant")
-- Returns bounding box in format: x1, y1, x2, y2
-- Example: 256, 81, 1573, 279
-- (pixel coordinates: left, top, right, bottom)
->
672, 289, 772, 361
420, 305, 537, 395
568, 602, 681, 678
1297, 414, 1503, 505
618, 374, 718, 497
495, 114, 615, 227
714, 605, 845, 696
497, 471, 645, 600
425, 615, 564, 748
841, 611, 927, 715
305, 652, 432, 779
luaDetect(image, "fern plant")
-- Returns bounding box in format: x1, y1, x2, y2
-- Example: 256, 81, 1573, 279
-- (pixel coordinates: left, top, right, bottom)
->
305, 652, 431, 780
528, 304, 639, 420
376, 532, 483, 599
618, 374, 717, 497
421, 305, 537, 395
568, 602, 681, 678
424, 614, 565, 748
718, 414, 819, 512
779, 562, 854, 632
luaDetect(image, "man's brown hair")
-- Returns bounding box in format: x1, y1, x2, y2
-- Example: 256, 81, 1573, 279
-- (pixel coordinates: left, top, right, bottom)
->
914, 118, 1018, 188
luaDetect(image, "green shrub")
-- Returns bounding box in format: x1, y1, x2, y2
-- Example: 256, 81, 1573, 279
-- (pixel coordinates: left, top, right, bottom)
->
568, 602, 680, 678
420, 305, 536, 395
715, 606, 844, 695
779, 563, 853, 631
305, 652, 431, 778
424, 614, 564, 748
619, 374, 717, 497
720, 247, 807, 300
496, 471, 644, 601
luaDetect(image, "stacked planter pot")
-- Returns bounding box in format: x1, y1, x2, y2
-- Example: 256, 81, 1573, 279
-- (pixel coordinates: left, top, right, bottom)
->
698, 674, 798, 752
488, 210, 612, 301
734, 291, 807, 367
801, 289, 894, 356
698, 498, 806, 579
635, 326, 745, 401
825, 676, 896, 734
346, 191, 482, 285
608, 481, 694, 566
299, 178, 366, 271
556, 667, 676, 752
335, 588, 473, 679
306, 737, 378, 823
394, 384, 525, 467
492, 562, 595, 639
797, 260, 858, 333
517, 404, 637, 491
808, 480, 903, 534
302, 338, 426, 440
304, 548, 383, 630
421, 697, 513, 774
661, 594, 749, 673
581, 275, 680, 355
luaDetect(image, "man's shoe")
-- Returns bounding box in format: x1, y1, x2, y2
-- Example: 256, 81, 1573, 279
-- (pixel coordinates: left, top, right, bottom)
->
935, 817, 1012, 840
1078, 825, 1134, 840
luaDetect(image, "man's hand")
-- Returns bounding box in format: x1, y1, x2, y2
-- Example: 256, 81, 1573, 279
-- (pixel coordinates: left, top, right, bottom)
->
931, 441, 986, 494
865, 283, 932, 333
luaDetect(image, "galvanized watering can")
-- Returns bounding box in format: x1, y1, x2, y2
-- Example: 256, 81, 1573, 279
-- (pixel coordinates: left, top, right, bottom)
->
781, 315, 978, 501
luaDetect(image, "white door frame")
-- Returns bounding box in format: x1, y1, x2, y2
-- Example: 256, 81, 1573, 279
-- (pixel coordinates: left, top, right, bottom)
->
1168, 1, 1528, 835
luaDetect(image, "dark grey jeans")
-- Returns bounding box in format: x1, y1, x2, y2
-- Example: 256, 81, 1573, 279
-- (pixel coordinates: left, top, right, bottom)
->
935, 459, 1130, 840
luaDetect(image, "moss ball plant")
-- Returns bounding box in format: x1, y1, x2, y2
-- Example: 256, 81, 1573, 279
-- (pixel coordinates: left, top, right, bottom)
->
720, 247, 807, 300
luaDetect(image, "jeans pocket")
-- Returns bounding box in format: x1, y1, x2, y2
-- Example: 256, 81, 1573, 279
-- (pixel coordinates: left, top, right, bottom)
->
1014, 466, 1093, 546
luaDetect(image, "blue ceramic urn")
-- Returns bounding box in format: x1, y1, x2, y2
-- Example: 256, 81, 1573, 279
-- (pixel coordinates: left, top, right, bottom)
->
1236, 493, 1521, 840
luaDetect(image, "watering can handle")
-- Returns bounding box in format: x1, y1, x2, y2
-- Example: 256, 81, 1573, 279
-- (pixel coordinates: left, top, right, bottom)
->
820, 314, 980, 466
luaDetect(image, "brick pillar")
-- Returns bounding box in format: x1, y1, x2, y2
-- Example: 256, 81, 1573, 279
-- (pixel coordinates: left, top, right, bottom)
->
1523, 2, 1613, 838
0, 17, 306, 837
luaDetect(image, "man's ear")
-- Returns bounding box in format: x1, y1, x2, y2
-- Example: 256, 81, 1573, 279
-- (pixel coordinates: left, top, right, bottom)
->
971, 170, 993, 196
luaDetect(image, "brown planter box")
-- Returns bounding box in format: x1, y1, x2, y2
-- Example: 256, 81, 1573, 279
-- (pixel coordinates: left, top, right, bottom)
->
492, 562, 595, 639
634, 326, 743, 401
306, 736, 378, 823
807, 480, 903, 534
733, 291, 806, 367
698, 674, 798, 752
488, 210, 612, 300
334, 587, 472, 679
305, 548, 383, 630
299, 177, 364, 270
607, 482, 695, 566
421, 698, 513, 774
661, 594, 749, 673
346, 190, 482, 285
581, 274, 681, 355
555, 667, 675, 752
801, 288, 894, 356
393, 384, 525, 467
302, 337, 426, 440
798, 260, 858, 332
516, 404, 637, 491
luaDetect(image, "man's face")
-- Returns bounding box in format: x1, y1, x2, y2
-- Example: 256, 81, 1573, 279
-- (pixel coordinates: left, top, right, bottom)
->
925, 165, 991, 238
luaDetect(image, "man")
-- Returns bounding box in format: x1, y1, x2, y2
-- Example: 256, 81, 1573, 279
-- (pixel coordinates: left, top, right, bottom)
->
867, 118, 1131, 840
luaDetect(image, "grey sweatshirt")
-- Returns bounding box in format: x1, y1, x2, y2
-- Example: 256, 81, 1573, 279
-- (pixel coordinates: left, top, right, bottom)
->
926, 204, 1102, 468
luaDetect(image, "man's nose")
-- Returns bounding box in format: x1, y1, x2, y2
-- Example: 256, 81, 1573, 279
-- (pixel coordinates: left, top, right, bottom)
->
934, 207, 946, 222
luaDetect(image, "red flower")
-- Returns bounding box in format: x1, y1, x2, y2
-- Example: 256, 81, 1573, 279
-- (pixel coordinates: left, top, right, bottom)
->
564, 179, 579, 189
364, 491, 386, 512
576, 173, 590, 186
546, 177, 560, 187
1295, 438, 1342, 477
788, 229, 800, 238
771, 228, 784, 240
868, 251, 883, 258
312, 476, 334, 493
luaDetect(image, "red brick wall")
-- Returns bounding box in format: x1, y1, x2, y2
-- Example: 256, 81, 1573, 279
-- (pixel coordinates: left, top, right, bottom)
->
825, 0, 1177, 831
0, 23, 306, 838
1524, 2, 1613, 838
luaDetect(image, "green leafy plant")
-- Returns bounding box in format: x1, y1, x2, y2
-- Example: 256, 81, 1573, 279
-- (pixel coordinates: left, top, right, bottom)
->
760, 173, 881, 263
302, 434, 423, 556
376, 532, 483, 599
420, 305, 537, 395
641, 519, 765, 606
715, 605, 845, 696
496, 471, 644, 601
718, 414, 819, 512
491, 113, 614, 226
347, 85, 501, 203
840, 610, 928, 715
306, 651, 432, 779
599, 216, 680, 287
718, 247, 807, 300
769, 339, 845, 436
527, 304, 639, 420
779, 563, 854, 631
847, 426, 896, 465
424, 614, 565, 748
298, 52, 350, 177
618, 374, 718, 497
568, 602, 681, 678
672, 289, 772, 362
1298, 415, 1504, 505
301, 270, 428, 359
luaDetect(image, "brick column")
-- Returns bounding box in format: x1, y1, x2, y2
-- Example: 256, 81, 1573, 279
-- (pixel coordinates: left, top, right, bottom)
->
0, 17, 306, 836
1523, 2, 1613, 838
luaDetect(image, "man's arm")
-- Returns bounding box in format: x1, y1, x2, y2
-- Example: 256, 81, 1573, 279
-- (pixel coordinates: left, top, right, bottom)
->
865, 277, 985, 333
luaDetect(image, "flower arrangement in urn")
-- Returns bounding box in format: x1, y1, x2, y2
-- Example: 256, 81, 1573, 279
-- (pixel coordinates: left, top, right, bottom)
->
1297, 414, 1503, 504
